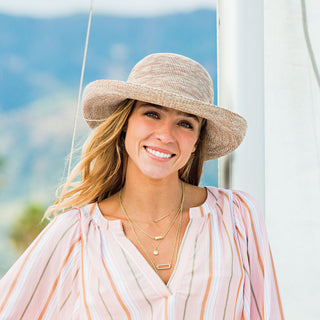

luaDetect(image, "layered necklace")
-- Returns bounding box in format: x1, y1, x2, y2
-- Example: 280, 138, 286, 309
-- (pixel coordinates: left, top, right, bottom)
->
119, 182, 184, 272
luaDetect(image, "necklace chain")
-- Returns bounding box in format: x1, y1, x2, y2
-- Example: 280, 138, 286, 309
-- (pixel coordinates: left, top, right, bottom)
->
152, 212, 172, 223
118, 182, 184, 272
119, 183, 184, 241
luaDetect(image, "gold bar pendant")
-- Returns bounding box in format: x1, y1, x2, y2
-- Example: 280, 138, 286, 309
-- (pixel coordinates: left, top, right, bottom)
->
154, 236, 163, 240
156, 264, 171, 270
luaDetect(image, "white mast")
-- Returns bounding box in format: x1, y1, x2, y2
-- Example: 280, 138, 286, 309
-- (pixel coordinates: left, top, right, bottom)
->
264, 1, 320, 318
217, 0, 265, 211
218, 0, 320, 318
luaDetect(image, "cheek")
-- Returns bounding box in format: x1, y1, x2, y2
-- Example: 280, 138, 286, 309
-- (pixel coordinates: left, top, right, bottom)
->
124, 118, 137, 153
125, 117, 150, 150
180, 134, 199, 156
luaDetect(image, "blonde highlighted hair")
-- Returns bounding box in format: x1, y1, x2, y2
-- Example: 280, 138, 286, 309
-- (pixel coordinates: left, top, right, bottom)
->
46, 99, 207, 217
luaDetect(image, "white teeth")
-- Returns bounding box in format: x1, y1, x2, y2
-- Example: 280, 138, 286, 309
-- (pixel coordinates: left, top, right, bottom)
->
146, 147, 173, 158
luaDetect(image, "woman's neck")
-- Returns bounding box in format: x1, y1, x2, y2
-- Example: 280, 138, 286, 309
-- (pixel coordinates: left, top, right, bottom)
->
121, 172, 184, 222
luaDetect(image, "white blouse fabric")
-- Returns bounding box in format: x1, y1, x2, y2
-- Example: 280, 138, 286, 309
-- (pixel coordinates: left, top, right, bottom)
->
0, 187, 284, 319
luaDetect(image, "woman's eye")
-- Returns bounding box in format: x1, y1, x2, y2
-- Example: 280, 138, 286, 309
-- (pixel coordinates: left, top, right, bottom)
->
179, 121, 193, 129
144, 111, 159, 119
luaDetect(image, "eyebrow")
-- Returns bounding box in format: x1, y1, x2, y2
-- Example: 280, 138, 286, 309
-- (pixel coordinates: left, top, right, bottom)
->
140, 103, 200, 123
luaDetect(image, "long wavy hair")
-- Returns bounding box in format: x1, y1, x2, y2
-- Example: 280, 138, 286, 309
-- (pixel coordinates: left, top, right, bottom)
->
46, 99, 207, 216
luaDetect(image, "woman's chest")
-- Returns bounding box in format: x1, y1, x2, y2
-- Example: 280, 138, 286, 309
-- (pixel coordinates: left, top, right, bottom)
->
81, 214, 245, 319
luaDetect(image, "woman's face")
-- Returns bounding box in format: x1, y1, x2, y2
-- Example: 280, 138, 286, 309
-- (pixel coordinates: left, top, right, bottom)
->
125, 101, 202, 181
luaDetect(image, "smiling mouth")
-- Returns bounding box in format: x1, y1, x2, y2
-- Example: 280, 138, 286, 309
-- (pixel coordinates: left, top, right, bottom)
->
144, 146, 175, 159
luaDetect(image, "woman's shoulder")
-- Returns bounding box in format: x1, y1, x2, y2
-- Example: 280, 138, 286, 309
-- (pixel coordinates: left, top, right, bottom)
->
204, 186, 258, 206
27, 204, 101, 260
49, 203, 101, 233
204, 186, 263, 221
52, 206, 81, 226
204, 186, 266, 237
41, 207, 83, 242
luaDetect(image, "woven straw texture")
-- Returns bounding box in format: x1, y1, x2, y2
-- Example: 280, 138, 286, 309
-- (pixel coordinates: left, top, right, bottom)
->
82, 53, 247, 160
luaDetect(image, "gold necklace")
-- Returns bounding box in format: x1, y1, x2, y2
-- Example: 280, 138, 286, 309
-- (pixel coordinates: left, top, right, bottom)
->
118, 182, 184, 272
120, 193, 183, 273
152, 212, 173, 223
119, 182, 184, 242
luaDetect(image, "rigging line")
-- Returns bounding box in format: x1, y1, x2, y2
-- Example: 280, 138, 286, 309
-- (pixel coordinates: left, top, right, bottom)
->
67, 0, 94, 177
301, 0, 320, 88
300, 0, 320, 185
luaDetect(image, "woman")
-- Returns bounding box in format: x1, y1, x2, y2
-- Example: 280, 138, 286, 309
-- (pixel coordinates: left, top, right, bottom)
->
0, 53, 284, 319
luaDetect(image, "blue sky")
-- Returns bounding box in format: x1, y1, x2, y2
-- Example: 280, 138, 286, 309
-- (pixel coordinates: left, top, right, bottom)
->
0, 0, 216, 17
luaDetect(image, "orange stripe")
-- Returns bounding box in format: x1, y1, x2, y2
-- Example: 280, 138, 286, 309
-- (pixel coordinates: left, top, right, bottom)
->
235, 225, 244, 240
199, 206, 204, 217
164, 296, 168, 320
237, 194, 266, 319
218, 190, 229, 202
81, 235, 92, 320
89, 203, 96, 216
37, 236, 81, 319
237, 195, 265, 277
233, 234, 244, 320
218, 189, 227, 197
200, 214, 213, 318
101, 254, 132, 319
0, 216, 58, 313
269, 246, 285, 320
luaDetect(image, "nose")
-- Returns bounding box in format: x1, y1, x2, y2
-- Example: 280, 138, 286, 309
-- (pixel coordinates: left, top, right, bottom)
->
154, 121, 175, 144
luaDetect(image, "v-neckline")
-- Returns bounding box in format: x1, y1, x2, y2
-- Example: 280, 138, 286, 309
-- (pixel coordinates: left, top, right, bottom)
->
113, 215, 194, 293
93, 190, 210, 293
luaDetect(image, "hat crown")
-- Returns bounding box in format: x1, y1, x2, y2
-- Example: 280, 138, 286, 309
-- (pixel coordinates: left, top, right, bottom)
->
127, 53, 214, 104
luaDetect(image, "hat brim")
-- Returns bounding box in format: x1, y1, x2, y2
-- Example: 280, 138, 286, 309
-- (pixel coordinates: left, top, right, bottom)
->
82, 80, 247, 160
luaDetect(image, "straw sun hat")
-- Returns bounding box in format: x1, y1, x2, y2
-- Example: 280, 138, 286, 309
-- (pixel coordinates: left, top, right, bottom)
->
82, 53, 247, 160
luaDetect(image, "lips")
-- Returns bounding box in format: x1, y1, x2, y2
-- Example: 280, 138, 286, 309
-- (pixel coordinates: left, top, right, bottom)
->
144, 146, 175, 159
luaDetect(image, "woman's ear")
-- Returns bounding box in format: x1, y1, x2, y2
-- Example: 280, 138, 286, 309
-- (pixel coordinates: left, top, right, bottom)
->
192, 142, 198, 153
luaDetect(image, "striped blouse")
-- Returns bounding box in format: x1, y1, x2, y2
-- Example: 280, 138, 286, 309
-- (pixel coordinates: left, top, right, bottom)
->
0, 187, 284, 319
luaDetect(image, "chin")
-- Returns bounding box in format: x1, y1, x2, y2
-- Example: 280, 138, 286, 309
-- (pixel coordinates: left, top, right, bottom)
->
138, 166, 176, 181
141, 171, 171, 180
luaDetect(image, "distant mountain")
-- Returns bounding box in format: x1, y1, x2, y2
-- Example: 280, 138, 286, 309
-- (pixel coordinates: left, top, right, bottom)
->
0, 10, 217, 112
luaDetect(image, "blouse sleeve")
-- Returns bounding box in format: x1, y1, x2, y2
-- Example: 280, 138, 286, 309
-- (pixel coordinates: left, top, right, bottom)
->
232, 191, 285, 320
0, 209, 82, 319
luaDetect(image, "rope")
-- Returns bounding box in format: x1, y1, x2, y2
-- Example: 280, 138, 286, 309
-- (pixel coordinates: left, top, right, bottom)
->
67, 0, 94, 177
300, 0, 320, 182
301, 0, 320, 88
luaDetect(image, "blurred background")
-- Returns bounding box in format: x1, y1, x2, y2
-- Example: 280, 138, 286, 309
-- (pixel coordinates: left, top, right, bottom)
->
1, 0, 320, 319
0, 0, 218, 274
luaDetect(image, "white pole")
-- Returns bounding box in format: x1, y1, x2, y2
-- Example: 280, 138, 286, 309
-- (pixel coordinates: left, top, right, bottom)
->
217, 0, 265, 212
265, 1, 320, 317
